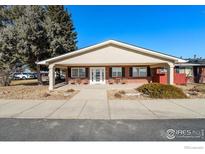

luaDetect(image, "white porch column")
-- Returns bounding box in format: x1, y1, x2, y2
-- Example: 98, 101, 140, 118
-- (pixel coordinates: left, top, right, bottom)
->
65, 67, 68, 83
167, 63, 174, 85
49, 64, 55, 91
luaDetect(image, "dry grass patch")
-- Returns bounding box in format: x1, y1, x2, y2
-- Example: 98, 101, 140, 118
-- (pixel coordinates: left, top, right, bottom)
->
0, 85, 78, 100
10, 79, 39, 86
177, 83, 205, 98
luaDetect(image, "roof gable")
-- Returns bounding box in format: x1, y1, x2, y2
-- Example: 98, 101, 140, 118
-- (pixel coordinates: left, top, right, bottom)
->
37, 40, 187, 65
55, 45, 174, 66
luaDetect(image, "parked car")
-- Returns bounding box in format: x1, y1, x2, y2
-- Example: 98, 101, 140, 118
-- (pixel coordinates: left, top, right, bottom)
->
32, 73, 38, 79
13, 73, 35, 80
28, 73, 35, 79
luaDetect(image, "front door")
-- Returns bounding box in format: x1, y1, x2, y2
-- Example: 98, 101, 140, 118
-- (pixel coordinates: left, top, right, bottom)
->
90, 67, 106, 84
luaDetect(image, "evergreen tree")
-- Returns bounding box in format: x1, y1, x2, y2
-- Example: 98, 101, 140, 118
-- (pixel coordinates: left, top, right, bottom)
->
0, 5, 78, 86
0, 6, 4, 28
0, 25, 21, 85
0, 6, 11, 29
45, 5, 77, 57
15, 6, 49, 69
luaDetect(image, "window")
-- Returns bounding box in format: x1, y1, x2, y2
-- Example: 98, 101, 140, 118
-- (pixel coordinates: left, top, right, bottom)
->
71, 68, 86, 78
185, 67, 193, 77
132, 67, 147, 77
71, 69, 78, 78
175, 66, 180, 73
112, 67, 122, 77
158, 68, 167, 74
178, 67, 185, 74
132, 67, 139, 77
177, 66, 193, 77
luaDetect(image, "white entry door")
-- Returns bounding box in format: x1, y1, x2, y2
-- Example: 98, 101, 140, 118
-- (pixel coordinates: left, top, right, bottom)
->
90, 67, 106, 84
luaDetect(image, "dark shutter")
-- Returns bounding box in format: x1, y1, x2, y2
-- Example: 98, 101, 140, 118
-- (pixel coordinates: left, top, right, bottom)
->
109, 67, 112, 78
129, 67, 133, 77
68, 67, 71, 78
122, 67, 125, 77
147, 66, 151, 77
86, 68, 89, 78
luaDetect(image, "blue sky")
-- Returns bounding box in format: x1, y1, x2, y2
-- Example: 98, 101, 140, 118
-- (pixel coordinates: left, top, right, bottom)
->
65, 5, 205, 58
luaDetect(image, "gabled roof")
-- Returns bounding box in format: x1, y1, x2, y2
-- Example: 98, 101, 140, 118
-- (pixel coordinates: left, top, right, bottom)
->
37, 40, 187, 65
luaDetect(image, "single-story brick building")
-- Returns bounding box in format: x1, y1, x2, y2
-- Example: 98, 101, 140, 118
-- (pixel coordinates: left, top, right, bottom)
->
37, 40, 191, 90
175, 63, 205, 84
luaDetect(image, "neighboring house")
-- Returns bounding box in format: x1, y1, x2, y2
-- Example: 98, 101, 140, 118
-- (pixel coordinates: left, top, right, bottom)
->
175, 63, 205, 84
37, 40, 189, 90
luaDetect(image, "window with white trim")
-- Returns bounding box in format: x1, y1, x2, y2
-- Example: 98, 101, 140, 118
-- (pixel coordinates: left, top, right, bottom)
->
112, 67, 122, 77
71, 68, 86, 78
132, 67, 147, 77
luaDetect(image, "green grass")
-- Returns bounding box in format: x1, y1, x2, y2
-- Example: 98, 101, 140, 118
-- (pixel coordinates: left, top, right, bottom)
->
137, 83, 187, 99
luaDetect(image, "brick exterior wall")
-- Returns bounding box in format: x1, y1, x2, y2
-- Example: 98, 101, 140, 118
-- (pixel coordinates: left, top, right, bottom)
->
67, 66, 152, 84
65, 66, 189, 85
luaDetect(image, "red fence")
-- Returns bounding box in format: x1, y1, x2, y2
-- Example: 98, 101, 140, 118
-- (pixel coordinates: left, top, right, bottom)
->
152, 73, 187, 85
174, 73, 186, 85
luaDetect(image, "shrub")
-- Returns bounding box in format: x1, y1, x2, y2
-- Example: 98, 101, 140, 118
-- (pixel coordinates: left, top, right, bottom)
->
76, 79, 81, 84
136, 83, 187, 99
66, 89, 75, 92
114, 92, 122, 98
188, 86, 200, 92
43, 92, 51, 97
118, 90, 125, 95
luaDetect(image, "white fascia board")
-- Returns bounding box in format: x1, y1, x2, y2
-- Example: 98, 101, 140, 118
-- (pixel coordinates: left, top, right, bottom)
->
109, 40, 187, 63
36, 40, 187, 65
36, 41, 110, 65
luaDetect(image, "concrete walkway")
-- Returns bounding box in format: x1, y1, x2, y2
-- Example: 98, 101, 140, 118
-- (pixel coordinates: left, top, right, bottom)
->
0, 91, 205, 119
0, 85, 205, 119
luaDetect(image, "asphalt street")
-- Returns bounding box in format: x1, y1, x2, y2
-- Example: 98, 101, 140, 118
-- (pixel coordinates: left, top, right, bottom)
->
0, 118, 205, 141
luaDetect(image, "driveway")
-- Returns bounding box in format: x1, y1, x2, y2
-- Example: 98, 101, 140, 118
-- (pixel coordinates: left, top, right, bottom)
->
0, 86, 205, 119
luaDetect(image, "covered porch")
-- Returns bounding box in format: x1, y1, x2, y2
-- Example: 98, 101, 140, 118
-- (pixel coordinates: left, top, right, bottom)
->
36, 40, 186, 90
44, 62, 174, 91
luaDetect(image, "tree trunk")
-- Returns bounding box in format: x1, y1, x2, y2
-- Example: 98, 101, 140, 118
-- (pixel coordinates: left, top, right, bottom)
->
0, 72, 11, 86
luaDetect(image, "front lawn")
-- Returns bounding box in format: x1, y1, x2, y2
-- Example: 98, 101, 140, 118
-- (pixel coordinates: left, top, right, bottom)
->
0, 85, 78, 100
177, 83, 205, 98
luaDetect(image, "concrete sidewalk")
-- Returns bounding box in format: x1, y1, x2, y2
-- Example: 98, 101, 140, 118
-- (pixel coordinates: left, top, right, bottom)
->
0, 98, 205, 120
